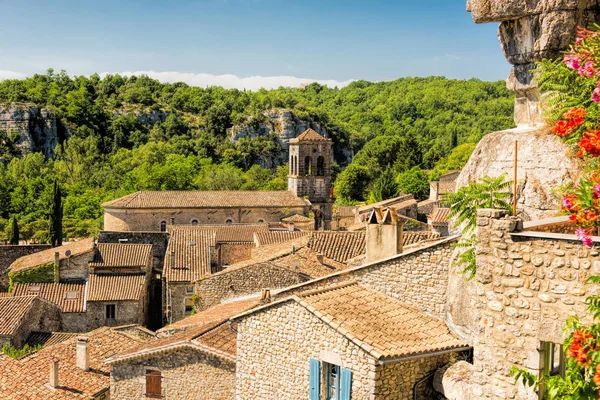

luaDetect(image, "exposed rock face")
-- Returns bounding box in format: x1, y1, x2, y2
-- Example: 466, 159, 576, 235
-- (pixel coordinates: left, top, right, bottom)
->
456, 126, 582, 221
467, 0, 600, 125
0, 103, 67, 159
228, 109, 330, 164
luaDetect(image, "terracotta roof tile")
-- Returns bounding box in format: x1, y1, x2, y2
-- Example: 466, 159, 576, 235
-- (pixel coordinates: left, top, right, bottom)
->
296, 283, 468, 360
0, 296, 38, 336
196, 322, 237, 356
281, 214, 313, 223
254, 231, 309, 247
308, 231, 366, 263
25, 332, 79, 348
0, 292, 10, 298
102, 190, 308, 209
163, 227, 216, 282
171, 224, 269, 243
87, 274, 146, 301
0, 326, 152, 399
429, 208, 451, 225
291, 128, 330, 142
403, 231, 441, 246
357, 194, 416, 214
89, 243, 152, 269
12, 282, 86, 313
9, 239, 95, 274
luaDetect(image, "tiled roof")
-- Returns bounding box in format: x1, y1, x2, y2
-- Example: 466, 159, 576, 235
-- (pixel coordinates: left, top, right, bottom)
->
236, 282, 468, 361
429, 208, 451, 225
163, 227, 216, 282
87, 274, 146, 301
270, 247, 347, 278
171, 224, 269, 243
9, 238, 95, 274
357, 194, 415, 214
12, 282, 86, 313
281, 214, 313, 223
0, 292, 10, 298
196, 322, 237, 356
0, 296, 37, 336
89, 243, 152, 269
0, 326, 152, 399
101, 190, 308, 209
25, 332, 79, 349
254, 231, 309, 247
308, 231, 366, 263
403, 231, 441, 246
292, 128, 330, 142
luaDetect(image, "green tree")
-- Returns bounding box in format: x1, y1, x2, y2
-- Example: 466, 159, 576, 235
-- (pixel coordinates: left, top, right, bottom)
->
369, 167, 399, 203
8, 216, 19, 245
334, 164, 370, 203
49, 179, 63, 247
396, 167, 430, 201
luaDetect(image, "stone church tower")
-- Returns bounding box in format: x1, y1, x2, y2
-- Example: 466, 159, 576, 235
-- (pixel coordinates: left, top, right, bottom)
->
288, 128, 333, 230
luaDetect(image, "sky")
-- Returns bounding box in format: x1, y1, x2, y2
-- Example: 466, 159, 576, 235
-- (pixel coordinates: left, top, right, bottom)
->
0, 0, 510, 90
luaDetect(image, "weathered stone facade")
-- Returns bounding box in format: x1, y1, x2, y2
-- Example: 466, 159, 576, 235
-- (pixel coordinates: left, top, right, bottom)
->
0, 297, 62, 348
110, 347, 235, 400
0, 244, 50, 290
57, 251, 94, 281
443, 209, 600, 399
87, 300, 145, 331
164, 282, 192, 324
217, 242, 254, 266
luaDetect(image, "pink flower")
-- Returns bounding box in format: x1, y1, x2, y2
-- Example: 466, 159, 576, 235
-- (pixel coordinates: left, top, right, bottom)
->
579, 61, 597, 78
594, 184, 600, 199
593, 87, 600, 103
565, 52, 582, 70
563, 196, 575, 209
577, 37, 584, 45
582, 236, 594, 248
576, 228, 587, 240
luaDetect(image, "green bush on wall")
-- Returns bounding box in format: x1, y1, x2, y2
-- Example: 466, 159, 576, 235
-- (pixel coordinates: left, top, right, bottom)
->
7, 262, 57, 293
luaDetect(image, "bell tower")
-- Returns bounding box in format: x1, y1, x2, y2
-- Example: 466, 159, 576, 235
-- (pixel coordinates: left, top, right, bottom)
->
288, 128, 333, 230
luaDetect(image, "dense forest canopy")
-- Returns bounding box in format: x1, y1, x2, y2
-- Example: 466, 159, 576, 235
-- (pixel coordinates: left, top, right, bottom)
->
0, 70, 514, 241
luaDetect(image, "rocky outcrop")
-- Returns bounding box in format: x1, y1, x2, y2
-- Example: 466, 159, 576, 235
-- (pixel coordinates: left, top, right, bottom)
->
456, 125, 583, 221
0, 103, 67, 159
467, 0, 600, 125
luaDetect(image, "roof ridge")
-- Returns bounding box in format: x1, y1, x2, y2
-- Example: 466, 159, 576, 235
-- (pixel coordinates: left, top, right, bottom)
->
297, 281, 358, 298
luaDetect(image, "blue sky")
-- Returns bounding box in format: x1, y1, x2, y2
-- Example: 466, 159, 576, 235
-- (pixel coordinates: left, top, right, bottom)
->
0, 0, 509, 89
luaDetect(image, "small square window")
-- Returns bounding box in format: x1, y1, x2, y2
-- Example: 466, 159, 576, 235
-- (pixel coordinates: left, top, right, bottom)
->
185, 298, 194, 316
106, 304, 116, 320
185, 286, 194, 294
65, 290, 79, 300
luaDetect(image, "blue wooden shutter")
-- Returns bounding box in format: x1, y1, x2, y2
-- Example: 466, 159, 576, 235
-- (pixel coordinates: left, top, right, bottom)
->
309, 358, 320, 400
340, 367, 352, 400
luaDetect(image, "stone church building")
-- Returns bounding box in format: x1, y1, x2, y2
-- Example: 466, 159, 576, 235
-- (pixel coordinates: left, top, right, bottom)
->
102, 128, 334, 232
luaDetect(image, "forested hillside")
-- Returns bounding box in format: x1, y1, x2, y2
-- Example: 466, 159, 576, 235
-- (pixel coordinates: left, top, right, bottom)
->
0, 70, 514, 241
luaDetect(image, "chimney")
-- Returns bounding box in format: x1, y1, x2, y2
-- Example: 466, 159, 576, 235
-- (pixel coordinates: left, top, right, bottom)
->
170, 217, 175, 225
366, 208, 404, 263
261, 289, 272, 304
76, 336, 89, 371
288, 223, 295, 232
54, 252, 60, 283
170, 250, 175, 268
49, 359, 59, 388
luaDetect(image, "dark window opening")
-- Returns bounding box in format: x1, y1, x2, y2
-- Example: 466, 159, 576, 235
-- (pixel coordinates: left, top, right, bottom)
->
191, 219, 199, 226
159, 221, 167, 232
317, 156, 325, 176
106, 304, 116, 320
305, 156, 312, 176
539, 342, 565, 399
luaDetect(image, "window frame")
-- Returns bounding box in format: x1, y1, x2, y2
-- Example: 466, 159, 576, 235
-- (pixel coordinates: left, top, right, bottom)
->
145, 368, 162, 398
105, 304, 116, 320
539, 341, 565, 399
325, 362, 341, 400
159, 221, 167, 232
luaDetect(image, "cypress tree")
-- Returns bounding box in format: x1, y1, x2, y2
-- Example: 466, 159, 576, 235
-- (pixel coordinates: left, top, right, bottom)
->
8, 216, 19, 245
49, 179, 63, 247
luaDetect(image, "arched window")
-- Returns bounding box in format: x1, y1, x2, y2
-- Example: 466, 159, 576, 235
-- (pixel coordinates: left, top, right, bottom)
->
159, 221, 167, 232
317, 156, 325, 176
258, 219, 265, 223
225, 218, 234, 225
305, 156, 312, 176
191, 219, 199, 226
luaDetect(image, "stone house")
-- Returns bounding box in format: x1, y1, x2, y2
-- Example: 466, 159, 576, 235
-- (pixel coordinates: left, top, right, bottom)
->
281, 213, 315, 231
107, 298, 259, 400
428, 170, 460, 201
356, 194, 419, 223
102, 190, 311, 232
12, 281, 88, 332
0, 325, 153, 399
427, 207, 451, 236
233, 282, 469, 400
0, 295, 61, 348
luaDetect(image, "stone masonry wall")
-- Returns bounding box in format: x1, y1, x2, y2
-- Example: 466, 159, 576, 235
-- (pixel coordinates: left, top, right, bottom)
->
111, 347, 235, 400
236, 301, 377, 400
62, 312, 88, 333
58, 252, 93, 281
165, 282, 190, 324
0, 245, 50, 290
218, 243, 254, 266
196, 264, 306, 312
12, 298, 62, 347
87, 300, 143, 331
443, 209, 600, 400
275, 239, 457, 319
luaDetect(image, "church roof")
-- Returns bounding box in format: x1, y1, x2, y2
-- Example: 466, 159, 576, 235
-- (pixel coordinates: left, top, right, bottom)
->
291, 128, 330, 142
102, 190, 309, 209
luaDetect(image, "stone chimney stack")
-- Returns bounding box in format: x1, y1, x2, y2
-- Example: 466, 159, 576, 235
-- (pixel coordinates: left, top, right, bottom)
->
261, 289, 271, 304
365, 208, 404, 264
288, 223, 295, 232
49, 359, 59, 388
76, 336, 89, 371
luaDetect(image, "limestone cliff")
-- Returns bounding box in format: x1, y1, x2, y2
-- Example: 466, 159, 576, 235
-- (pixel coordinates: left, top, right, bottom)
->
0, 103, 68, 159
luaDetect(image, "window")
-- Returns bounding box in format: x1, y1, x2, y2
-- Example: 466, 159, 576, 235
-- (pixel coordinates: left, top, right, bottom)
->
317, 156, 325, 176
305, 156, 312, 176
185, 285, 194, 294
105, 304, 116, 320
191, 219, 199, 226
145, 369, 162, 398
539, 342, 565, 399
185, 297, 194, 316
159, 221, 167, 232
65, 290, 79, 300
309, 358, 352, 400
225, 218, 234, 225
258, 219, 265, 223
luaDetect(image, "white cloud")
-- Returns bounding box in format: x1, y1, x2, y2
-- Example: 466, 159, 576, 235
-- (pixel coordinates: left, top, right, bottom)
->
100, 70, 355, 91
0, 70, 27, 80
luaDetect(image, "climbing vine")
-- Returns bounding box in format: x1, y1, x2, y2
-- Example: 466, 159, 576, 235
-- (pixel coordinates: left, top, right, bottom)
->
7, 262, 57, 293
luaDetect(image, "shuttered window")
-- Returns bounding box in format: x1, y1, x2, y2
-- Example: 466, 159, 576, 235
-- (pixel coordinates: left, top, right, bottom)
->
146, 369, 162, 398
340, 368, 352, 400
309, 358, 320, 400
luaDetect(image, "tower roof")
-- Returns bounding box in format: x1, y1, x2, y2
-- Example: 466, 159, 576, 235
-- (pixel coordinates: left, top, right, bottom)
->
292, 128, 330, 143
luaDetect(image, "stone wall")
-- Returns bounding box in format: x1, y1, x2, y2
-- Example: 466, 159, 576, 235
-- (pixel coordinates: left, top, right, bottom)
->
62, 312, 88, 333
98, 231, 169, 270
0, 245, 50, 290
164, 282, 191, 324
111, 347, 235, 400
104, 207, 308, 232
276, 238, 457, 320
443, 209, 600, 400
87, 300, 144, 331
217, 243, 254, 266
11, 298, 62, 347
196, 264, 306, 312
58, 252, 94, 281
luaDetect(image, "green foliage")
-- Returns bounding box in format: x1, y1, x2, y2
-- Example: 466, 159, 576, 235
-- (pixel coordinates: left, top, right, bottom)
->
8, 215, 19, 245
49, 179, 63, 247
334, 164, 371, 203
396, 167, 430, 201
430, 143, 476, 181
1, 343, 42, 359
8, 262, 56, 293
368, 167, 399, 203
